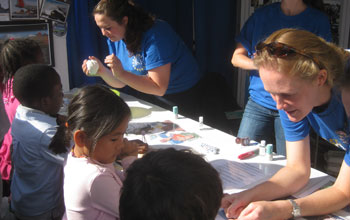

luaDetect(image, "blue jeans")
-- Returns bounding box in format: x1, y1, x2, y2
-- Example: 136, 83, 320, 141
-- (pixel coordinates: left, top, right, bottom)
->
238, 98, 286, 156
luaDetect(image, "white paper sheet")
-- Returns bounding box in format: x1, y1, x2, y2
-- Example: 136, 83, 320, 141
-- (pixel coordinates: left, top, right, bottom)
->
210, 159, 283, 193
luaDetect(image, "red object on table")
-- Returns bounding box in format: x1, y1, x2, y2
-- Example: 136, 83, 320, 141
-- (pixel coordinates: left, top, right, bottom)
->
238, 151, 255, 160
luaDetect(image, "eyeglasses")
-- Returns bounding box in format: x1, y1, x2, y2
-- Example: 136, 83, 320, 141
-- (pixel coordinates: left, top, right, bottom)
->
255, 42, 322, 69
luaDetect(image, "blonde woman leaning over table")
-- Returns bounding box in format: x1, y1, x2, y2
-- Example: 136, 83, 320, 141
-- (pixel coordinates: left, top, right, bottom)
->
222, 29, 350, 220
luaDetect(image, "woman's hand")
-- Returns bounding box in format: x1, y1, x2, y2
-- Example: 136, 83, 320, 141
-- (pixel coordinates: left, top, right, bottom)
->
221, 192, 250, 219
236, 200, 291, 220
104, 53, 125, 78
81, 56, 106, 77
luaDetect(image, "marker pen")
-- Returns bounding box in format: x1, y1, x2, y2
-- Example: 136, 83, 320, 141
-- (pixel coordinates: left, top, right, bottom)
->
238, 151, 256, 160
238, 148, 259, 160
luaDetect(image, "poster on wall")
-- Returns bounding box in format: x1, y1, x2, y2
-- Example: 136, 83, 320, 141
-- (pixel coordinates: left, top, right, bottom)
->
9, 0, 39, 20
40, 0, 70, 23
0, 21, 54, 66
0, 0, 10, 21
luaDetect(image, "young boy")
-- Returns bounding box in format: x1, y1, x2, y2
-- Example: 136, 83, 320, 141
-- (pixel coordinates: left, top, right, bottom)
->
10, 64, 66, 219
119, 148, 223, 220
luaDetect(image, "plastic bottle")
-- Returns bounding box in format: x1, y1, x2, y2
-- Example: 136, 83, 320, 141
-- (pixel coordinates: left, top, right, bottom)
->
198, 116, 204, 128
259, 140, 266, 156
173, 106, 178, 119
266, 144, 273, 161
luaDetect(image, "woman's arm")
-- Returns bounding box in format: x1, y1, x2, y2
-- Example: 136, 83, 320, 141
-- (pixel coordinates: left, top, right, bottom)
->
222, 137, 311, 218
231, 43, 258, 70
105, 54, 170, 96
295, 160, 350, 216
235, 160, 350, 220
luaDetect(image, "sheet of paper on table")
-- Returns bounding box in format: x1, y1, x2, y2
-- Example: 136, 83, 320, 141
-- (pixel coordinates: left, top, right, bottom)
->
210, 159, 283, 194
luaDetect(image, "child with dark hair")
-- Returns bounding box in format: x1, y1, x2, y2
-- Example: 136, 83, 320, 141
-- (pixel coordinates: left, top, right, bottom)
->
119, 148, 223, 220
10, 64, 65, 219
49, 84, 146, 220
0, 38, 44, 196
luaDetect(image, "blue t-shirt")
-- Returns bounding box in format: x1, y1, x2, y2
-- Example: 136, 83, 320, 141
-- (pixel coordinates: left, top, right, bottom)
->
107, 20, 201, 95
236, 2, 332, 110
280, 92, 350, 166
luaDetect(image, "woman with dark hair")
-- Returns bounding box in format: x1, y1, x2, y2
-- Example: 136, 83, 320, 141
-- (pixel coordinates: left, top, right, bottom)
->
82, 0, 202, 119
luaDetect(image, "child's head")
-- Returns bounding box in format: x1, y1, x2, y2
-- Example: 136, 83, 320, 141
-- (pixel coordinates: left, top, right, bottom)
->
13, 64, 63, 116
119, 148, 223, 220
0, 38, 44, 84
50, 84, 131, 162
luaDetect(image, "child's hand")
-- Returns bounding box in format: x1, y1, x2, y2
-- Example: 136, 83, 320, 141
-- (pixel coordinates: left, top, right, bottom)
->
132, 139, 148, 154
120, 138, 148, 158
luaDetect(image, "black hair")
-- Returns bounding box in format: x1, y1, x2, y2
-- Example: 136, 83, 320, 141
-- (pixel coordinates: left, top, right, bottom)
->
93, 0, 155, 55
119, 148, 223, 220
13, 64, 60, 106
49, 84, 131, 154
0, 38, 43, 91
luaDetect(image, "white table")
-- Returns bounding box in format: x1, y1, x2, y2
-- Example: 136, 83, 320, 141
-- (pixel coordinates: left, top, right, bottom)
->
119, 92, 345, 220
62, 90, 346, 219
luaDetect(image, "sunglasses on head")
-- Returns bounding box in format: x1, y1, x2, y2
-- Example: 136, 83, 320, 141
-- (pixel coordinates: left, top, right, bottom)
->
255, 42, 322, 69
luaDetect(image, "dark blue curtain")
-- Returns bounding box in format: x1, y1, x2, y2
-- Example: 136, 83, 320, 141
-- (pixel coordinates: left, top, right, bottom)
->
193, 0, 237, 89
66, 0, 238, 90
134, 0, 193, 51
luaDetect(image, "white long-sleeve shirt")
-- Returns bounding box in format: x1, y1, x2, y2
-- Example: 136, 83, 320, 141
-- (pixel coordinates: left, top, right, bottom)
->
64, 152, 136, 220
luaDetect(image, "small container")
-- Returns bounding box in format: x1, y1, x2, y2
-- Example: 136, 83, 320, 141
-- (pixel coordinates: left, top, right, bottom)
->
173, 106, 178, 119
241, 137, 250, 146
259, 140, 266, 156
199, 116, 204, 128
266, 144, 273, 161
235, 137, 250, 146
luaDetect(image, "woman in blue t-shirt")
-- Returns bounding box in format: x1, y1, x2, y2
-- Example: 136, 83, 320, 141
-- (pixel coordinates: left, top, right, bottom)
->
82, 0, 202, 119
232, 0, 332, 156
222, 29, 350, 219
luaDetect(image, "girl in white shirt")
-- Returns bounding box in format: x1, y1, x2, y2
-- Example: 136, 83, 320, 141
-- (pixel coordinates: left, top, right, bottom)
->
49, 84, 147, 220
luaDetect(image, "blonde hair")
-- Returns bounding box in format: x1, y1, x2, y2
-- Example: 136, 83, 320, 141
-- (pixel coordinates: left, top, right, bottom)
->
254, 28, 348, 86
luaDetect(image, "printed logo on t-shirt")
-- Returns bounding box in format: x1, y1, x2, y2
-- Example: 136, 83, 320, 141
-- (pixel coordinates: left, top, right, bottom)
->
132, 53, 145, 72
330, 130, 349, 151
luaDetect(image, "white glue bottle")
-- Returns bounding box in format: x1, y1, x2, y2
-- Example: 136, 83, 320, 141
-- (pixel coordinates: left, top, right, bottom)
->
266, 144, 273, 161
259, 140, 266, 156
198, 116, 204, 129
